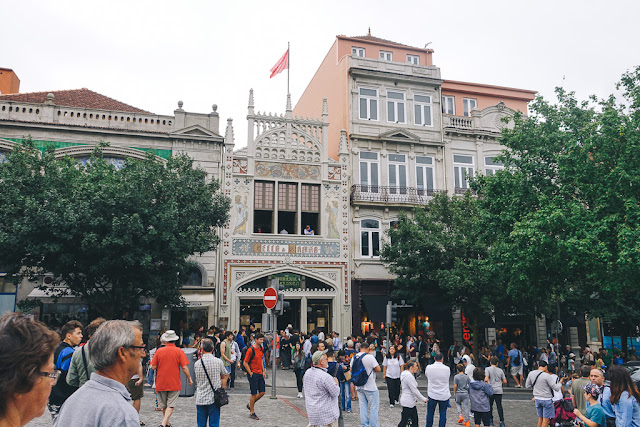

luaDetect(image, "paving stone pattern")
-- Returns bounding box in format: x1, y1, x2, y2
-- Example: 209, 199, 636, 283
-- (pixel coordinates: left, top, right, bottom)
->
28, 370, 541, 427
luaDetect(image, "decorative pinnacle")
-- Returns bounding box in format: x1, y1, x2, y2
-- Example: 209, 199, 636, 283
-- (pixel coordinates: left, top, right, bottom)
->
322, 98, 328, 117
177, 100, 183, 110
286, 93, 292, 112
225, 118, 234, 144
248, 88, 254, 108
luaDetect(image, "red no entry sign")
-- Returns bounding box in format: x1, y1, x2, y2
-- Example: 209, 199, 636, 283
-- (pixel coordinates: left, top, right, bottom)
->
263, 287, 278, 309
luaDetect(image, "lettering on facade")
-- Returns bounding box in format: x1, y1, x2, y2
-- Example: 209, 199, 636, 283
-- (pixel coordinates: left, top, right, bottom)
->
234, 238, 339, 258
461, 312, 473, 347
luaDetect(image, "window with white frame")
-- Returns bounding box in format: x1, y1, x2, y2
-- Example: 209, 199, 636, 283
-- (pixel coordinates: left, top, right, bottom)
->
388, 154, 407, 194
416, 156, 434, 195
453, 155, 474, 191
359, 151, 379, 193
407, 54, 419, 65
442, 95, 455, 115
485, 156, 504, 176
359, 87, 378, 120
352, 47, 365, 57
463, 98, 477, 117
379, 50, 393, 61
361, 219, 380, 257
414, 94, 433, 126
387, 91, 406, 123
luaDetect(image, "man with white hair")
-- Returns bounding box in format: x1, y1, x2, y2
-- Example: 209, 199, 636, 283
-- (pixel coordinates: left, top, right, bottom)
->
54, 320, 145, 426
151, 330, 193, 427
304, 350, 340, 427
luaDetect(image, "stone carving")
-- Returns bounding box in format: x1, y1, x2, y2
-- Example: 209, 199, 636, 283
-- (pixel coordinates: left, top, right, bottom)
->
233, 158, 248, 174
325, 200, 340, 239
232, 195, 248, 235
328, 165, 341, 180
255, 161, 320, 180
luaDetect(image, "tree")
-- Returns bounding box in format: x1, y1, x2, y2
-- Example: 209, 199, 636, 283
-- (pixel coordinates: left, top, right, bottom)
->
381, 192, 510, 359
474, 66, 640, 353
0, 140, 231, 318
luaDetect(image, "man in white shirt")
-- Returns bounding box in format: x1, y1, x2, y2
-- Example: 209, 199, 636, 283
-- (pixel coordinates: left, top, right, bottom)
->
350, 340, 382, 427
425, 352, 451, 427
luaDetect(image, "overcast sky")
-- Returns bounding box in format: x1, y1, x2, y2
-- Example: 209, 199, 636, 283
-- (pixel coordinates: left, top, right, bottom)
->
3, 0, 639, 148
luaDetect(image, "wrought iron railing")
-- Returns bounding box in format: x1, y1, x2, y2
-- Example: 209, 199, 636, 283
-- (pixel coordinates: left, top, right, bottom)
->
350, 185, 445, 204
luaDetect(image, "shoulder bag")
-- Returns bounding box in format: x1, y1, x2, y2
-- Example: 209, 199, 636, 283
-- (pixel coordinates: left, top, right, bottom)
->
201, 359, 229, 407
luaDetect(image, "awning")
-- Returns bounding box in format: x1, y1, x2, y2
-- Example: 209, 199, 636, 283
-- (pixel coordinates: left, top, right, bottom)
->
28, 287, 73, 298
362, 295, 390, 323
181, 291, 214, 308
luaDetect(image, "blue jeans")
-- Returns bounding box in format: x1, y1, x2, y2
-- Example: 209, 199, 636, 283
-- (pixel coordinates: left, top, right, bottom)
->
426, 398, 449, 427
358, 389, 380, 427
340, 381, 351, 411
147, 367, 154, 385
196, 404, 220, 427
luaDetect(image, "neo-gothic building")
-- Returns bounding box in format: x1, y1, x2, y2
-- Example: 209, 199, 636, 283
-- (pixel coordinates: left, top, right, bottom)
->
219, 92, 352, 334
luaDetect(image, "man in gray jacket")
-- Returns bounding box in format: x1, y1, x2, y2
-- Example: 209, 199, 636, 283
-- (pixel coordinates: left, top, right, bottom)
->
525, 360, 566, 427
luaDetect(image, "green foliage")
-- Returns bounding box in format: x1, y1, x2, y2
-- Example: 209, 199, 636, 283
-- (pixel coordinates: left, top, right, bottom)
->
381, 193, 509, 354
474, 65, 640, 325
0, 139, 230, 318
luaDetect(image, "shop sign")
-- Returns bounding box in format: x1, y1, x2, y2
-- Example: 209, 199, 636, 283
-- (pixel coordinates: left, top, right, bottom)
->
461, 312, 473, 347
274, 273, 301, 289
232, 238, 340, 258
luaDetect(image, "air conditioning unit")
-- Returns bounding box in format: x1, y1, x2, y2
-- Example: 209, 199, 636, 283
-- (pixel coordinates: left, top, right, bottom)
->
42, 274, 54, 287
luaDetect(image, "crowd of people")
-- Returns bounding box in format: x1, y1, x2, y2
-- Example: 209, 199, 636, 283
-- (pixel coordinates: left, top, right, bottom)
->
1, 312, 639, 427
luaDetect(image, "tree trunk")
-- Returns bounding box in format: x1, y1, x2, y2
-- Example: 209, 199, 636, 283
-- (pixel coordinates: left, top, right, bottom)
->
471, 316, 480, 363
620, 322, 629, 356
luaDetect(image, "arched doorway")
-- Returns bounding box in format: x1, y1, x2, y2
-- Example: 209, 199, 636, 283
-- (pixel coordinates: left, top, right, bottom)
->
235, 271, 337, 334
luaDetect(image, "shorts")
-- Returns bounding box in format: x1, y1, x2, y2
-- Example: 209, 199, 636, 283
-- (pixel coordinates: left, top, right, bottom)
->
535, 398, 554, 419
225, 365, 231, 374
126, 378, 144, 401
248, 373, 265, 395
473, 411, 491, 426
156, 390, 180, 408
510, 365, 523, 376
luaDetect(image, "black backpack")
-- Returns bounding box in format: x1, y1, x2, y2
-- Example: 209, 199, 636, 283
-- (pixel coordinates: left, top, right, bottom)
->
513, 351, 521, 366
350, 353, 372, 387
240, 346, 256, 373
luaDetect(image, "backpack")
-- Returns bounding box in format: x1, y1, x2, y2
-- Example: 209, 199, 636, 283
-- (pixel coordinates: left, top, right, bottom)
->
350, 353, 372, 387
303, 354, 312, 372
513, 351, 521, 366
240, 346, 256, 373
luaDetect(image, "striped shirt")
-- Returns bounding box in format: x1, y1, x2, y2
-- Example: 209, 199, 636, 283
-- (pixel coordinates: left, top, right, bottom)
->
194, 354, 225, 406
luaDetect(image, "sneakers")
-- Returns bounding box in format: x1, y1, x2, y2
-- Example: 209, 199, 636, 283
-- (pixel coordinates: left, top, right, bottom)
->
346, 409, 352, 413
297, 392, 303, 399
464, 422, 471, 427
249, 413, 259, 420
499, 422, 505, 427
458, 416, 465, 424
246, 404, 250, 411
390, 403, 394, 408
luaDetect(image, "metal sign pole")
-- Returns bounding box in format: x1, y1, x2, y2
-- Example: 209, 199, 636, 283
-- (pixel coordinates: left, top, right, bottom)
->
270, 309, 277, 398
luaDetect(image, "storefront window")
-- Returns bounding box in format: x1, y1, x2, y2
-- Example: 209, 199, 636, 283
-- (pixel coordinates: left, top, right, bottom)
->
307, 299, 331, 335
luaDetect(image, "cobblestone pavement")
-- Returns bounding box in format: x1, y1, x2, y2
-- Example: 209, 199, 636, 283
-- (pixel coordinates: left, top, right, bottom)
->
28, 370, 541, 426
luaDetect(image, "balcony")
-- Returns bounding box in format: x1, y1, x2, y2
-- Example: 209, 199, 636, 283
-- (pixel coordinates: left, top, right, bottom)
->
350, 185, 445, 205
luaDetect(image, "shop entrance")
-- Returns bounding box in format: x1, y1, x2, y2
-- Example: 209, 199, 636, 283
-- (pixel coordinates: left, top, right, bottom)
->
277, 298, 300, 332
307, 299, 332, 335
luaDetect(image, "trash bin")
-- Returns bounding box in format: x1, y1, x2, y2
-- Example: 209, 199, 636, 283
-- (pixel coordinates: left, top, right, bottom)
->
180, 348, 198, 397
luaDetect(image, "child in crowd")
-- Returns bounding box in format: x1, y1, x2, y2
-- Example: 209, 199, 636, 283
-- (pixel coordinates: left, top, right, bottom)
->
573, 383, 606, 427
469, 367, 494, 427
454, 363, 471, 426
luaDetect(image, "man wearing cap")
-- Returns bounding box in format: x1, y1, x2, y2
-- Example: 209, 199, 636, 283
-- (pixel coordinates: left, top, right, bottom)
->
303, 350, 340, 427
151, 330, 193, 427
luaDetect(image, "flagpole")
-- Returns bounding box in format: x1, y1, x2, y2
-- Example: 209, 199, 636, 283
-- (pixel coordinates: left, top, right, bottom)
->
287, 41, 290, 96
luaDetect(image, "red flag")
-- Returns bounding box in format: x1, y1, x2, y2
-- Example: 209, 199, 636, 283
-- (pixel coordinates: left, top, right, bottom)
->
270, 49, 289, 79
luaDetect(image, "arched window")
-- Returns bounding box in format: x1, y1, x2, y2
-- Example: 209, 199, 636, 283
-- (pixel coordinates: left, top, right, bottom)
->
183, 266, 203, 287
360, 219, 380, 258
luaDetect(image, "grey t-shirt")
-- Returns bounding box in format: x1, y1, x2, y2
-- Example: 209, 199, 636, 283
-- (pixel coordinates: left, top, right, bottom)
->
54, 373, 139, 427
454, 373, 470, 394
485, 365, 506, 394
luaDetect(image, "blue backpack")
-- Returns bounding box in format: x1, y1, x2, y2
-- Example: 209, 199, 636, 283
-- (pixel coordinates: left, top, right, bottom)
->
350, 353, 371, 387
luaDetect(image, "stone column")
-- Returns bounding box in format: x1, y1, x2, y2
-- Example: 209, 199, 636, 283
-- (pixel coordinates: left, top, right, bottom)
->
535, 316, 547, 348
301, 297, 308, 333
569, 327, 579, 351
452, 309, 463, 343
